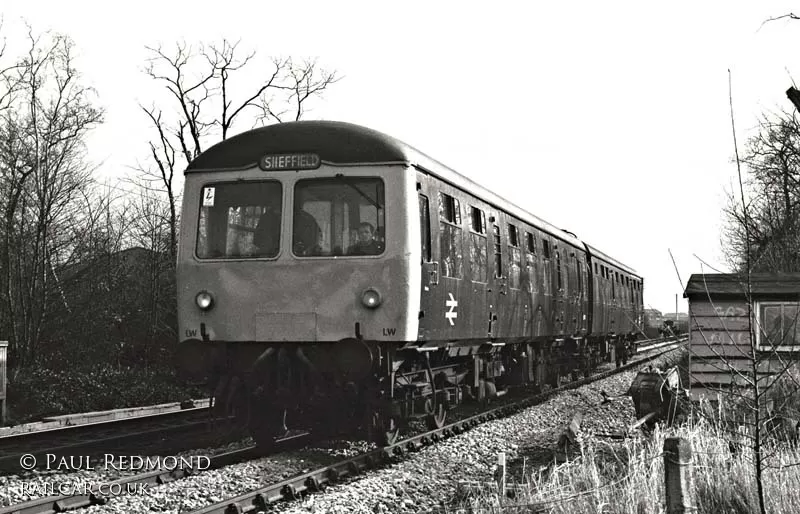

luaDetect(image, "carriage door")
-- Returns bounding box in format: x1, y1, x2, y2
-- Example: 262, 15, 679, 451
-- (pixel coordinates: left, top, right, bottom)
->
577, 254, 589, 333
416, 173, 436, 341
489, 220, 506, 338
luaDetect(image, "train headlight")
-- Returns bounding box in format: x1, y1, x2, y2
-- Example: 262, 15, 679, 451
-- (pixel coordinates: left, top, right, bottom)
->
361, 288, 382, 309
195, 291, 214, 311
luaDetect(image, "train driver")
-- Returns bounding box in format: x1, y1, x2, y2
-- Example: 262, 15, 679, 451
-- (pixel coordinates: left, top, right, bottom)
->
349, 222, 382, 255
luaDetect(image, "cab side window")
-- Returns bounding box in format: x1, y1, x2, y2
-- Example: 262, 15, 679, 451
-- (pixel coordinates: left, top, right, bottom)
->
419, 195, 431, 262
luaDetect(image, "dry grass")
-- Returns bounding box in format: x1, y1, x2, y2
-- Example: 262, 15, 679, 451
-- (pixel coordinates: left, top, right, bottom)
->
446, 414, 800, 514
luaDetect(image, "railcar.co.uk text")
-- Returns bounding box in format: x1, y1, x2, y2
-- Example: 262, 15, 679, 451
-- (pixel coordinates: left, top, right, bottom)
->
16, 481, 149, 497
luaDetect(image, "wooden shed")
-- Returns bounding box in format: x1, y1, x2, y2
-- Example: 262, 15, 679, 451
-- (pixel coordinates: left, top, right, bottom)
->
683, 273, 800, 401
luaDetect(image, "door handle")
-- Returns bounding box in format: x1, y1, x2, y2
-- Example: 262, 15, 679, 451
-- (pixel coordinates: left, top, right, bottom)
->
429, 261, 439, 285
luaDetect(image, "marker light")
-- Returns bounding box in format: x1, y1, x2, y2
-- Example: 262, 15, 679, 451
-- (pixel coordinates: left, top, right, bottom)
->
196, 291, 214, 311
361, 288, 382, 309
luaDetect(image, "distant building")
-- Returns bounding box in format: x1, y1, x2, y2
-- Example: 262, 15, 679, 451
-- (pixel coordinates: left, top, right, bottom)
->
644, 309, 663, 338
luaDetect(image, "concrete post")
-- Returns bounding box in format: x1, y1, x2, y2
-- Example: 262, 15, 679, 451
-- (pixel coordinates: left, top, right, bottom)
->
664, 437, 696, 513
495, 452, 506, 495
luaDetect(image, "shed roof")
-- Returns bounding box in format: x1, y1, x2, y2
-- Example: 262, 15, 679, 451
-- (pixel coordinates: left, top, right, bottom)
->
684, 273, 800, 299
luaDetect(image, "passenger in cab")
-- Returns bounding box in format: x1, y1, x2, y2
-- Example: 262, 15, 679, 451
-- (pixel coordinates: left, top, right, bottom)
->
293, 209, 323, 256
350, 222, 382, 255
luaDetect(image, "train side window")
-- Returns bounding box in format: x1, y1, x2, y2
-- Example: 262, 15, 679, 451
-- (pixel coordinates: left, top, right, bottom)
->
542, 239, 551, 259
418, 195, 431, 262
612, 274, 616, 299
556, 250, 563, 291
438, 192, 463, 278
594, 262, 598, 275
508, 224, 521, 289
468, 206, 487, 282
508, 224, 519, 247
493, 224, 502, 278
526, 232, 536, 254
438, 192, 461, 224
470, 206, 486, 234
524, 232, 537, 293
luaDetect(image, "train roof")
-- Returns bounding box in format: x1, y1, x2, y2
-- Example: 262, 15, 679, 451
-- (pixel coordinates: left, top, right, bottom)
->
584, 244, 640, 277
186, 121, 628, 258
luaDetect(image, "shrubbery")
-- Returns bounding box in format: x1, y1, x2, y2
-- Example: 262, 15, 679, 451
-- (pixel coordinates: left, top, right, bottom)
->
6, 364, 207, 425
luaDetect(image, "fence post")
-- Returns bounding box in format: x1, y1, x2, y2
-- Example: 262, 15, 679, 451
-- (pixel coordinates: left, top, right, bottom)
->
0, 341, 7, 425
664, 437, 696, 513
495, 452, 506, 495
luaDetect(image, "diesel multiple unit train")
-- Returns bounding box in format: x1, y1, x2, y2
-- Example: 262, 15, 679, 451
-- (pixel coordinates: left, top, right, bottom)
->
175, 121, 644, 446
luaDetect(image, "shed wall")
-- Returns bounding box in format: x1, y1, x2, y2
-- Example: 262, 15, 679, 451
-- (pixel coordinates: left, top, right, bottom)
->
689, 299, 757, 400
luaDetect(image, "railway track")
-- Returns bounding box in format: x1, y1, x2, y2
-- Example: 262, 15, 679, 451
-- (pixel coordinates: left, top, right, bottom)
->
0, 405, 227, 473
636, 335, 682, 353
0, 336, 684, 514
186, 339, 685, 514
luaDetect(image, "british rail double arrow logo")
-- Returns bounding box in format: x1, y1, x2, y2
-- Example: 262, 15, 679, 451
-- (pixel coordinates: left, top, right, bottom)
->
445, 293, 458, 326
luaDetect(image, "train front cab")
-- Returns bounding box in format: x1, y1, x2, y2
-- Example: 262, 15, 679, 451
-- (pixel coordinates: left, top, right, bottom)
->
175, 158, 420, 443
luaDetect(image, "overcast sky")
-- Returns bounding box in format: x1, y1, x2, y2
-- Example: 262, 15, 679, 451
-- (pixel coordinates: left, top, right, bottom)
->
4, 1, 800, 315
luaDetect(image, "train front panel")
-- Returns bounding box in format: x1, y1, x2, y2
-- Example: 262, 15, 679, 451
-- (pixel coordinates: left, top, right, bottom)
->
175, 162, 421, 382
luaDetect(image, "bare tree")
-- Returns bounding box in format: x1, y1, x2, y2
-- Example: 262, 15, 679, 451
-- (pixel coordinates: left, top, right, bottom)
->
722, 109, 800, 273
136, 40, 340, 258
0, 25, 103, 369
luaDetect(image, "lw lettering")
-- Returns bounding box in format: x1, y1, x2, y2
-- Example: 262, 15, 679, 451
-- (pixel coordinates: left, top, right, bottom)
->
383, 328, 397, 336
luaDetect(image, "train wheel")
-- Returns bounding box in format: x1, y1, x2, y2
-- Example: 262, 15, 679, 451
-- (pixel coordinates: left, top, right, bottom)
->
425, 399, 447, 430
367, 411, 399, 446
